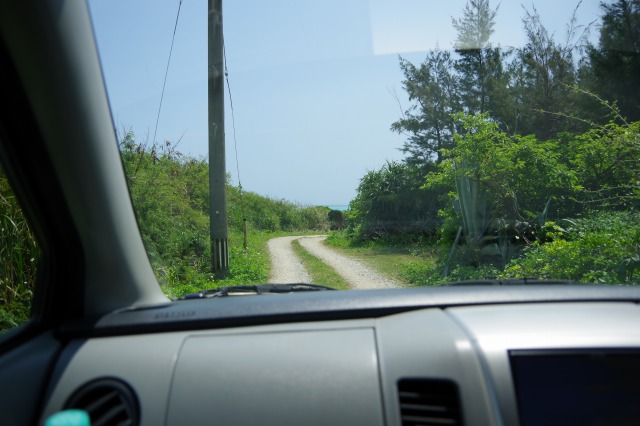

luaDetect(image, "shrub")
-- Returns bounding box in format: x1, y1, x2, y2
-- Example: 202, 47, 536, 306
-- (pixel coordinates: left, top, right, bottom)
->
328, 209, 345, 230
1, 170, 39, 332
504, 212, 640, 284
349, 161, 443, 241
118, 132, 326, 293
402, 261, 501, 286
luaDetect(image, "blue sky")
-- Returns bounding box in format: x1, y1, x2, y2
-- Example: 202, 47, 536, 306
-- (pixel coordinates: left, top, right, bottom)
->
88, 0, 602, 206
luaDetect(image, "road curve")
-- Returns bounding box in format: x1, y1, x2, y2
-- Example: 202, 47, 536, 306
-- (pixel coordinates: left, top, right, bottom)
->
267, 234, 401, 289
297, 236, 400, 289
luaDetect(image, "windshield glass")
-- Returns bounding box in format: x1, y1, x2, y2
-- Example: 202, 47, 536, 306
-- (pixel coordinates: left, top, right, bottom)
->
88, 0, 640, 295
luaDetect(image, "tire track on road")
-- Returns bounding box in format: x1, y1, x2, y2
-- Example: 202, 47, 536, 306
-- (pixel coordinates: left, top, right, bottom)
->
267, 236, 313, 283
268, 235, 400, 289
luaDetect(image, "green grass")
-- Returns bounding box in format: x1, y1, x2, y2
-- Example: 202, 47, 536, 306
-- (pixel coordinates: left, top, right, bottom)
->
325, 232, 439, 285
1, 174, 39, 333
291, 238, 351, 290
161, 230, 335, 298
119, 134, 333, 298
161, 229, 279, 298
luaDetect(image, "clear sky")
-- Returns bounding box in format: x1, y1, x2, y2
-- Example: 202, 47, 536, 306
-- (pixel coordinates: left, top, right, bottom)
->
88, 0, 603, 206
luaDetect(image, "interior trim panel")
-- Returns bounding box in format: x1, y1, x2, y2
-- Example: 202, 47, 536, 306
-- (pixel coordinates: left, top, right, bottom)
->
40, 301, 640, 426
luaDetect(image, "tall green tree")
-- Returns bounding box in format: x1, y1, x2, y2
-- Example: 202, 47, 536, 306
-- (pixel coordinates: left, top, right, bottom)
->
510, 5, 586, 138
391, 49, 460, 164
451, 0, 506, 119
587, 0, 640, 122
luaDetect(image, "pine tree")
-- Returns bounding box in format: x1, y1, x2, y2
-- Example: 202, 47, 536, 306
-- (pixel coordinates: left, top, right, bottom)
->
588, 0, 640, 121
511, 5, 584, 138
451, 0, 503, 117
391, 49, 460, 164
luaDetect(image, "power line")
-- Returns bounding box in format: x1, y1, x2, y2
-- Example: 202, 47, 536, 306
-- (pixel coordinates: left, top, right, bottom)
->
223, 38, 248, 250
153, 0, 183, 144
223, 39, 243, 195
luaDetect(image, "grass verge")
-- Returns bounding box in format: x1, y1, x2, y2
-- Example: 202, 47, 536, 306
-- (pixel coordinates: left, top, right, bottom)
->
291, 238, 351, 290
161, 231, 331, 298
325, 232, 439, 285
161, 229, 276, 298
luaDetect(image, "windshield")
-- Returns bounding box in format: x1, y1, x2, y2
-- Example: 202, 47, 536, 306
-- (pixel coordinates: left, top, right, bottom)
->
87, 0, 640, 295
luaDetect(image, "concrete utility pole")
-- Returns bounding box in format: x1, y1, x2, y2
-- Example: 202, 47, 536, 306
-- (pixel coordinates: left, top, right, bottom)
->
208, 0, 229, 278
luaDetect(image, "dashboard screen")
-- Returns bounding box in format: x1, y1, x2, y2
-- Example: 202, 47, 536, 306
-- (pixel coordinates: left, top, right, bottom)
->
510, 350, 640, 426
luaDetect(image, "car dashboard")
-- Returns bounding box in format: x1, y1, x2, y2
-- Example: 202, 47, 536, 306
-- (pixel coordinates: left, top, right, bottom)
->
40, 286, 640, 426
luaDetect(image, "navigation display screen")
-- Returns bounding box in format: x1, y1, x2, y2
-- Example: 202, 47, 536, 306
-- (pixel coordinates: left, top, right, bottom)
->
510, 350, 640, 426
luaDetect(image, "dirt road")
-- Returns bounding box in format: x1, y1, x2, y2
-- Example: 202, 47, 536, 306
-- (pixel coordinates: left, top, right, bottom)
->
267, 236, 313, 283
268, 235, 400, 289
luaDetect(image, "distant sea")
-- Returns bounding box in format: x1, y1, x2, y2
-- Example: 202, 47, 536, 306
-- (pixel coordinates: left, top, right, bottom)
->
324, 204, 349, 211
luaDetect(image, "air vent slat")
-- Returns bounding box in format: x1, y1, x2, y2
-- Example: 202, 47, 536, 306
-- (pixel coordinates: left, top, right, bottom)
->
401, 415, 457, 425
92, 405, 128, 426
398, 379, 463, 426
83, 390, 119, 414
400, 403, 449, 412
64, 378, 139, 426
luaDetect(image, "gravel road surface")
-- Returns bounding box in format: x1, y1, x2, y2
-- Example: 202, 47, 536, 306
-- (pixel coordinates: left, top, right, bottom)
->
267, 236, 313, 283
268, 235, 400, 289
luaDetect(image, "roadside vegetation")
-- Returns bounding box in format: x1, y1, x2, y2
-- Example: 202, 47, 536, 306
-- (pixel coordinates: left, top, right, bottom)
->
342, 0, 640, 286
0, 133, 334, 331
0, 170, 38, 330
118, 132, 332, 297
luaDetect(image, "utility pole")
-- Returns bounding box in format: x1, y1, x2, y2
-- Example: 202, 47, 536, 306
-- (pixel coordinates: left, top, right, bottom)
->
208, 0, 229, 278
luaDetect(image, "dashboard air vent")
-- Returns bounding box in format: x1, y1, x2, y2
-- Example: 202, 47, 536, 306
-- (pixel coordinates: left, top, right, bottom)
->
398, 378, 463, 426
64, 377, 140, 426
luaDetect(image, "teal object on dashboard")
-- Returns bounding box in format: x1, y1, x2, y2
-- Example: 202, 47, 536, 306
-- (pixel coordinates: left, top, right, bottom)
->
45, 410, 90, 426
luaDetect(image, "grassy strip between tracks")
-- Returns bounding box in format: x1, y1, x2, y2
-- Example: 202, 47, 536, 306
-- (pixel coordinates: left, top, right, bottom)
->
291, 238, 351, 290
325, 233, 439, 286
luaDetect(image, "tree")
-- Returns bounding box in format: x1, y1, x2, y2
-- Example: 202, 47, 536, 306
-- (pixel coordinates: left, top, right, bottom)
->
425, 113, 576, 228
511, 4, 587, 138
567, 120, 640, 207
391, 49, 460, 164
349, 161, 442, 239
587, 0, 640, 122
451, 0, 506, 119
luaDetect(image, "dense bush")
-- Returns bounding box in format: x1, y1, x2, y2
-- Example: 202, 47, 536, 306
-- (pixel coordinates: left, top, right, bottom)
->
424, 113, 578, 230
402, 212, 640, 285
505, 212, 640, 284
0, 170, 38, 331
328, 210, 345, 230
346, 110, 640, 286
402, 261, 501, 286
348, 161, 443, 241
567, 121, 640, 208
